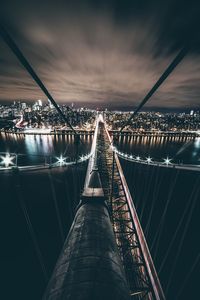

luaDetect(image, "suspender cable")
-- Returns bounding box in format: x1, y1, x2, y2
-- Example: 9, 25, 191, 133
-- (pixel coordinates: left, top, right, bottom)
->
0, 24, 77, 135
120, 46, 189, 132
48, 170, 65, 244
165, 185, 200, 295
13, 170, 48, 282
176, 253, 200, 299
158, 177, 199, 275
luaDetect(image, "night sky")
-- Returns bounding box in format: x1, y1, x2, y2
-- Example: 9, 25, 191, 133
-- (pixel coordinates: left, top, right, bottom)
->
0, 0, 200, 110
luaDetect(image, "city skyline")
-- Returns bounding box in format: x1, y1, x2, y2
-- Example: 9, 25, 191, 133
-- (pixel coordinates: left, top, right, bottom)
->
1, 99, 200, 134
0, 98, 200, 112
0, 0, 200, 110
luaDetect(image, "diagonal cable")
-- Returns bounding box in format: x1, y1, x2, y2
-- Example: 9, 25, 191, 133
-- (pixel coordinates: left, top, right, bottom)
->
176, 253, 200, 299
150, 170, 179, 252
0, 24, 77, 135
158, 177, 199, 274
14, 170, 48, 282
145, 167, 163, 237
165, 185, 200, 295
48, 170, 65, 243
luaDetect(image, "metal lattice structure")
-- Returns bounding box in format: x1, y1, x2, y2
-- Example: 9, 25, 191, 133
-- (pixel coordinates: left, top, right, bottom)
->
96, 120, 165, 300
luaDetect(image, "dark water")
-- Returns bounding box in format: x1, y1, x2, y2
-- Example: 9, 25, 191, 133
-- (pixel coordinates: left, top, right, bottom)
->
1, 132, 200, 165
0, 132, 92, 165
0, 133, 199, 300
116, 134, 200, 164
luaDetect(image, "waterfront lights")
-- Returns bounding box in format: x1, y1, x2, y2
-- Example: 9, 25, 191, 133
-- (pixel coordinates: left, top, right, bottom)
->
146, 156, 152, 163
136, 156, 141, 161
0, 153, 15, 167
163, 157, 172, 165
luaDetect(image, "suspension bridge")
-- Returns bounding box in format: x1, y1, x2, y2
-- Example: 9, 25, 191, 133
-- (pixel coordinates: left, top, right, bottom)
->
0, 25, 199, 300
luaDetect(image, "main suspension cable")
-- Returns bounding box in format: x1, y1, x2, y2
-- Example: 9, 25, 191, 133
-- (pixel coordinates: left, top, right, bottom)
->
120, 46, 189, 132
0, 24, 77, 135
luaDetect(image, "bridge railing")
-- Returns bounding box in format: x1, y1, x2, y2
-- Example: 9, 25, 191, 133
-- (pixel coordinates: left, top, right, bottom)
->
115, 149, 200, 172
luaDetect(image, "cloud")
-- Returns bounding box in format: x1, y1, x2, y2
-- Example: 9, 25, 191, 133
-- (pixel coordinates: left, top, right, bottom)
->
0, 0, 200, 110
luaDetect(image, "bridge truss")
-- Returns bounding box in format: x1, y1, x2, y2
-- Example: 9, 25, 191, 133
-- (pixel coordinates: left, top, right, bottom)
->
97, 121, 165, 299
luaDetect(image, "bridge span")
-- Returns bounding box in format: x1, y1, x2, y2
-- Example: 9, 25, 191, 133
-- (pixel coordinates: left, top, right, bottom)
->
43, 115, 165, 300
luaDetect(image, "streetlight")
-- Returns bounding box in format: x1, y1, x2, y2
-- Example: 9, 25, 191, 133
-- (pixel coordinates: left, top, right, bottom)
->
163, 157, 172, 165
56, 155, 66, 165
0, 153, 15, 167
146, 156, 152, 164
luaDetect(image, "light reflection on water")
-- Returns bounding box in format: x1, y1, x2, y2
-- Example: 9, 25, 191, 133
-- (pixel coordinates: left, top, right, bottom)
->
24, 135, 53, 155
192, 137, 200, 162
116, 134, 200, 164
194, 137, 200, 149
0, 132, 199, 165
0, 132, 92, 165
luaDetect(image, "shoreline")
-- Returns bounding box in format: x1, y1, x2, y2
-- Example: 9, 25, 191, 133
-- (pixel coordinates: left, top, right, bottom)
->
0, 129, 198, 137
0, 129, 94, 135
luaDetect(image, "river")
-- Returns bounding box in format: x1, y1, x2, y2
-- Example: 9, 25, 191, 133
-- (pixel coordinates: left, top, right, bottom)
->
0, 132, 200, 165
